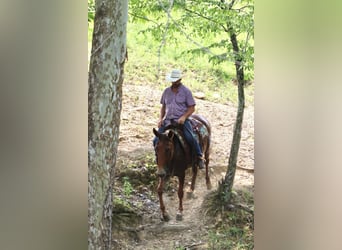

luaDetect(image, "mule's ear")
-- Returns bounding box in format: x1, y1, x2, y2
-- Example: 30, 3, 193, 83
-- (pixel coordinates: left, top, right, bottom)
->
168, 130, 174, 140
153, 128, 160, 137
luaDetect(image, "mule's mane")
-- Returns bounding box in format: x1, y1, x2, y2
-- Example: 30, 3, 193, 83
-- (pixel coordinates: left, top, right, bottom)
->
165, 127, 187, 152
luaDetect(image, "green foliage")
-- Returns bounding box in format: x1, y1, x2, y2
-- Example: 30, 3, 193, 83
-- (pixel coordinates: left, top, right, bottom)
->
202, 185, 254, 249
112, 177, 134, 213
88, 0, 95, 23
124, 21, 254, 105
125, 0, 254, 105
206, 192, 254, 249
88, 1, 254, 106
113, 197, 131, 212
208, 223, 253, 249
123, 177, 133, 198
129, 0, 254, 73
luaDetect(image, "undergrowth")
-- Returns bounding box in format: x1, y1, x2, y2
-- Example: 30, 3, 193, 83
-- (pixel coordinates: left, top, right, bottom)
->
202, 182, 254, 250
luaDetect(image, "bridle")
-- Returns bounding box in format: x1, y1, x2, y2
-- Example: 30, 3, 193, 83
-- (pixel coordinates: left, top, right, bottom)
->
155, 132, 175, 176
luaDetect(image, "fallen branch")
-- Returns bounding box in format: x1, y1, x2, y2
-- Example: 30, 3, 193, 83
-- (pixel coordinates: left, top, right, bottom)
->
236, 165, 254, 173
184, 241, 205, 249
228, 203, 254, 215
123, 223, 191, 234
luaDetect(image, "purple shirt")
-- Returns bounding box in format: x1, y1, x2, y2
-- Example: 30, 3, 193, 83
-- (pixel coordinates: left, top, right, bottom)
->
160, 84, 196, 126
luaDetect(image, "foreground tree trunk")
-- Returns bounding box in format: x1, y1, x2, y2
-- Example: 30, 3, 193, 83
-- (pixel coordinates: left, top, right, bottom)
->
222, 30, 245, 204
88, 0, 128, 249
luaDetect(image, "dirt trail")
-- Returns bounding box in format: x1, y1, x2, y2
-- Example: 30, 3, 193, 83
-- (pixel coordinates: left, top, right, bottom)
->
115, 84, 254, 249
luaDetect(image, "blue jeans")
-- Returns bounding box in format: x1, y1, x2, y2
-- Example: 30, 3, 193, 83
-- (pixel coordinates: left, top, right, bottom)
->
153, 119, 202, 156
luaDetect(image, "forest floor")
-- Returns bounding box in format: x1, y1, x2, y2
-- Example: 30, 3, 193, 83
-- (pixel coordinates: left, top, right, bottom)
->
113, 84, 254, 249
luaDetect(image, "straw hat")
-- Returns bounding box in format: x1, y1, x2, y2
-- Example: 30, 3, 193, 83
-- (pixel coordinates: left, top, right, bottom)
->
165, 69, 182, 82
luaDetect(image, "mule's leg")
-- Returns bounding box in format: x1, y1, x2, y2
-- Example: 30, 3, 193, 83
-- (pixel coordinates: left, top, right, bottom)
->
176, 176, 185, 221
157, 177, 170, 221
205, 150, 212, 190
187, 165, 198, 199
190, 164, 198, 192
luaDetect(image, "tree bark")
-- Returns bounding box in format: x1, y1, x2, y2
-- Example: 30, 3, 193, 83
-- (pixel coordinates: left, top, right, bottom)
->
88, 0, 128, 249
223, 30, 245, 204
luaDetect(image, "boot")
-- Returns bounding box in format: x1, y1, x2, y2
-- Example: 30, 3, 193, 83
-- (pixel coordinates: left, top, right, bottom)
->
198, 156, 205, 170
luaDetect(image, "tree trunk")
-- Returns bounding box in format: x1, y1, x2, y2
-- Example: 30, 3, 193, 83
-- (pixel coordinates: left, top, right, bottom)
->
88, 0, 128, 249
222, 31, 245, 204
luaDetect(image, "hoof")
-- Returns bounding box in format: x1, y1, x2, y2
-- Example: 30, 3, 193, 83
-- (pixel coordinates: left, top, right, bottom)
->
206, 181, 212, 190
161, 213, 170, 222
186, 191, 194, 199
176, 212, 183, 221
186, 191, 195, 199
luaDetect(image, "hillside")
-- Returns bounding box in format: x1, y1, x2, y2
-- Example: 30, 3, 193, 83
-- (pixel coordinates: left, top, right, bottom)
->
113, 83, 254, 249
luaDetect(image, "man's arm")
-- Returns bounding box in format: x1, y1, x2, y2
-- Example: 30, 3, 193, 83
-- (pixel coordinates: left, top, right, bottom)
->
158, 104, 166, 128
178, 105, 195, 124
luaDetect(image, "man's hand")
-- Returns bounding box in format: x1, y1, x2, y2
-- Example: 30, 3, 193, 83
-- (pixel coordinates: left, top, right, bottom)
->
178, 106, 194, 124
178, 116, 186, 124
158, 119, 163, 128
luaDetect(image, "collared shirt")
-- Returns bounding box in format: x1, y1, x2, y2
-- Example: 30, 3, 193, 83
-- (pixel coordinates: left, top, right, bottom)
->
160, 84, 196, 126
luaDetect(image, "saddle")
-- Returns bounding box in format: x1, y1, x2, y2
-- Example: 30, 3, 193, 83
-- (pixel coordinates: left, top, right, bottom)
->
165, 117, 208, 165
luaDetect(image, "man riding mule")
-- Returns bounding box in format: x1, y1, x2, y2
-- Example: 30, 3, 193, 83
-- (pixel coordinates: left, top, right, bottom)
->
152, 69, 212, 221
153, 114, 212, 221
153, 69, 205, 170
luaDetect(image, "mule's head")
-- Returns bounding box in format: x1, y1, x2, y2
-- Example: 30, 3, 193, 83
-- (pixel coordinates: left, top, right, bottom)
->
153, 128, 175, 177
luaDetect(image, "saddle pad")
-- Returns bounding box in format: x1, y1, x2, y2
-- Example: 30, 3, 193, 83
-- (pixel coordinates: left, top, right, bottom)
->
189, 117, 209, 141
